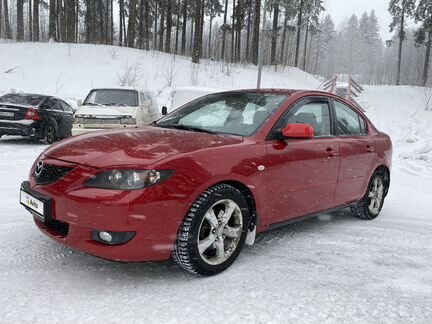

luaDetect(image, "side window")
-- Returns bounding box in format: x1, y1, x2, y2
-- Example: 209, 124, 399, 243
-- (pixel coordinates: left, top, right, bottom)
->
140, 92, 146, 104
286, 101, 331, 137
334, 101, 366, 136
51, 99, 63, 111
60, 101, 73, 113
41, 99, 54, 110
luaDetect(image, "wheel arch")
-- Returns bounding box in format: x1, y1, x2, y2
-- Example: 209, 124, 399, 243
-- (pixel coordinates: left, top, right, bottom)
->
374, 165, 390, 196
215, 180, 259, 231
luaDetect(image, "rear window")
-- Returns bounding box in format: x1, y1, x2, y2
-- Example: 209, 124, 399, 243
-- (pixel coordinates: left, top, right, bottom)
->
84, 89, 138, 107
0, 94, 45, 106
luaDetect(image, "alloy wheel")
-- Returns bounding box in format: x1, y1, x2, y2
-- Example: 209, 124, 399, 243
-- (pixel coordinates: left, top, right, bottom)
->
368, 177, 384, 215
197, 199, 243, 266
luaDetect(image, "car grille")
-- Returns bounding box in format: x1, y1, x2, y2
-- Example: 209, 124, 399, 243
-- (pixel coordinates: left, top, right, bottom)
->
34, 164, 73, 185
84, 118, 121, 125
40, 219, 69, 237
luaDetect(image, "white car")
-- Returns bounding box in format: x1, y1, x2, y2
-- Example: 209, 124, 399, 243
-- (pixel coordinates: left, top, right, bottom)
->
72, 88, 160, 136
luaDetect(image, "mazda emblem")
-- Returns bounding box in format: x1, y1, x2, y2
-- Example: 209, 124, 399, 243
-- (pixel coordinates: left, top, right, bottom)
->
35, 160, 44, 176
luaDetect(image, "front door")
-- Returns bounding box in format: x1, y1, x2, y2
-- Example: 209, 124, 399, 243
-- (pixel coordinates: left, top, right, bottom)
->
264, 98, 340, 225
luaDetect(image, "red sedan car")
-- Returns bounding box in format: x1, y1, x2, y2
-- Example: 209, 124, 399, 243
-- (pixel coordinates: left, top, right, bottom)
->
20, 90, 392, 276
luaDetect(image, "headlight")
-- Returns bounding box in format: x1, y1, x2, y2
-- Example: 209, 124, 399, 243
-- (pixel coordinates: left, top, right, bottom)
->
74, 117, 84, 124
85, 169, 174, 190
121, 117, 137, 125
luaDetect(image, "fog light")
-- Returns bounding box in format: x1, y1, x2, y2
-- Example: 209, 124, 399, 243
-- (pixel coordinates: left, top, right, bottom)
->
91, 230, 136, 245
98, 231, 112, 242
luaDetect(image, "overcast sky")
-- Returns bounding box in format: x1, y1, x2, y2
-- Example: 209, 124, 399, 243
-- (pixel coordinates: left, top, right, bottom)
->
325, 0, 393, 40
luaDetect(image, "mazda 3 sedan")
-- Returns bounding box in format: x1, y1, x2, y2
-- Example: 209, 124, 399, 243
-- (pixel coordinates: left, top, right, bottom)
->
20, 90, 392, 276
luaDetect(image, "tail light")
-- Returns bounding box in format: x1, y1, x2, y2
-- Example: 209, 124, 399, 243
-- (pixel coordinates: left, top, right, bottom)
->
25, 108, 41, 121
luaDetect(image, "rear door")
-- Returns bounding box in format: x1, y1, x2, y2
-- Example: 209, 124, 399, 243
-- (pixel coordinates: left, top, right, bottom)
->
59, 100, 74, 136
332, 100, 376, 205
265, 97, 340, 224
42, 99, 68, 137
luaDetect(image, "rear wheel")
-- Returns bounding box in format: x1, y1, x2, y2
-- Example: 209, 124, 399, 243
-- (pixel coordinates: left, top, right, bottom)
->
172, 184, 249, 276
43, 123, 56, 144
351, 171, 388, 220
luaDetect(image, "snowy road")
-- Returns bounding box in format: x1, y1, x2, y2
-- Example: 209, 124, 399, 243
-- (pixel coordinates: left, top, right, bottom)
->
1, 137, 431, 324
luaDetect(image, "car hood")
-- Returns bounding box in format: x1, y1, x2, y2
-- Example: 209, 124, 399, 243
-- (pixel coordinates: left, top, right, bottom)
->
43, 127, 243, 168
76, 105, 136, 117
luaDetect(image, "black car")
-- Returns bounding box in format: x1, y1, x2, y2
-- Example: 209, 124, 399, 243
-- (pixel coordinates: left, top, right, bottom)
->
0, 93, 74, 144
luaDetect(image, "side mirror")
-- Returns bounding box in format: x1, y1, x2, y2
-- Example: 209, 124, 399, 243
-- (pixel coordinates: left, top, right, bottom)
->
161, 106, 168, 116
281, 123, 314, 139
77, 99, 82, 107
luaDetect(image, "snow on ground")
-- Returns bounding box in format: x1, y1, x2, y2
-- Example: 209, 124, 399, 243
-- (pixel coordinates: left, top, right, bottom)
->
1, 43, 432, 323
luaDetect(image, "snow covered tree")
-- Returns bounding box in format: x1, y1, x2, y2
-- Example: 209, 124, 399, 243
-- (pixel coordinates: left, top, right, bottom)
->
389, 0, 416, 85
315, 14, 336, 76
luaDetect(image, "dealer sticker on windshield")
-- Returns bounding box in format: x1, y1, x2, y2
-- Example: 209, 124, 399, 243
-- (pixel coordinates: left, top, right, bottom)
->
20, 190, 45, 219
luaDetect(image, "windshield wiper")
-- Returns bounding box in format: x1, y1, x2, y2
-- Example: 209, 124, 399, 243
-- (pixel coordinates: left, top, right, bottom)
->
85, 103, 102, 106
158, 124, 218, 134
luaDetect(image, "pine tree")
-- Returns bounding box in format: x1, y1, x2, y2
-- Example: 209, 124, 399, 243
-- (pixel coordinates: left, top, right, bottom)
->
415, 0, 432, 86
205, 0, 223, 58
3, 0, 12, 39
192, 0, 202, 63
17, 0, 24, 41
270, 1, 280, 65
389, 0, 416, 85
33, 0, 40, 41
251, 0, 260, 65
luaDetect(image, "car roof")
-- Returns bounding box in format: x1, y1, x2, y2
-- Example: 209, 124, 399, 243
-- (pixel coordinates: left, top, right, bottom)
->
0, 93, 51, 98
89, 88, 141, 92
214, 89, 331, 97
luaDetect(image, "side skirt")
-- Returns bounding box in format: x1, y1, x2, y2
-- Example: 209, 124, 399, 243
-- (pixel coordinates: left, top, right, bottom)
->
266, 203, 355, 231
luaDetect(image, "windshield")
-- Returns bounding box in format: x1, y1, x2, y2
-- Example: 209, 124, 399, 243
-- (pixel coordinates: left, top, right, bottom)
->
84, 89, 138, 106
0, 94, 45, 106
156, 92, 288, 137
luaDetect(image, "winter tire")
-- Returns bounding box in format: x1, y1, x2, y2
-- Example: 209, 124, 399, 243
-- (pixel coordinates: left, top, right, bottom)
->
351, 171, 388, 220
43, 123, 56, 144
173, 183, 249, 276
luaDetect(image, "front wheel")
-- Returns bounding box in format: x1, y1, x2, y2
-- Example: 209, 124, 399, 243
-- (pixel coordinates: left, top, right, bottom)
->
172, 184, 249, 276
351, 171, 388, 220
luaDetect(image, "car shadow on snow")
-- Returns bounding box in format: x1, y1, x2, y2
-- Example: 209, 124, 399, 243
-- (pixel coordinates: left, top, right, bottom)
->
40, 208, 361, 281
0, 135, 45, 145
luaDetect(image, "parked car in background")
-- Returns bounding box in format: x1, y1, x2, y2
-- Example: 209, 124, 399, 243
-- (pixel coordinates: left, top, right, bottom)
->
20, 89, 392, 276
72, 88, 160, 136
0, 93, 74, 144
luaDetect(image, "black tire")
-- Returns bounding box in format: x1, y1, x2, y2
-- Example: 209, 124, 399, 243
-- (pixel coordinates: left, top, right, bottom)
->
351, 171, 388, 220
43, 123, 57, 144
172, 183, 250, 276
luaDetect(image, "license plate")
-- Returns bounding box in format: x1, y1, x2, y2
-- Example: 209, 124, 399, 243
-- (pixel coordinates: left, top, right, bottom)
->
20, 190, 45, 220
0, 111, 14, 117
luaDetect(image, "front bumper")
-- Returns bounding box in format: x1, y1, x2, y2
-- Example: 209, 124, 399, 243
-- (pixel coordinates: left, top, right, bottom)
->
0, 120, 38, 136
72, 124, 138, 136
21, 164, 189, 262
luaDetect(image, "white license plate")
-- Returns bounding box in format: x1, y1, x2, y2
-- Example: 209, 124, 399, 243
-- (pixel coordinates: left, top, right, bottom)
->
0, 111, 14, 117
20, 190, 45, 219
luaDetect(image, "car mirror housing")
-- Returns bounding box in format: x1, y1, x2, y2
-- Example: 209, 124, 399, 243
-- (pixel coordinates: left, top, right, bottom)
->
282, 123, 314, 139
161, 106, 168, 116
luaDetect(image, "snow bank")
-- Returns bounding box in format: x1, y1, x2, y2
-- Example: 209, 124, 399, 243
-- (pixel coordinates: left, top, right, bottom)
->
359, 86, 432, 173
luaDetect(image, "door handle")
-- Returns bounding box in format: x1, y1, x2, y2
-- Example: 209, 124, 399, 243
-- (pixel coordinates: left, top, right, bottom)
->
325, 147, 336, 158
366, 145, 375, 153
